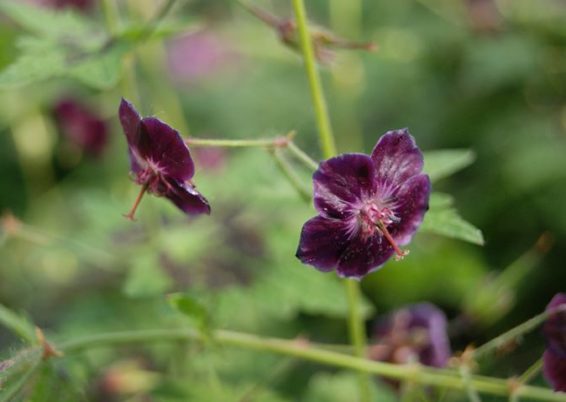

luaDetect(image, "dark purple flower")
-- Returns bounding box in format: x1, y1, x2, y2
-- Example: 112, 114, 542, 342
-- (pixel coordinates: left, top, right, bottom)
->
296, 129, 430, 279
118, 98, 210, 220
54, 97, 108, 157
369, 303, 451, 368
543, 293, 566, 392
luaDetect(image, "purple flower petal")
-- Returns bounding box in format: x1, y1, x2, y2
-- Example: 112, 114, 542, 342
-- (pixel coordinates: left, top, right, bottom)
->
166, 180, 211, 215
119, 98, 142, 146
313, 153, 376, 219
336, 234, 394, 278
370, 129, 424, 184
296, 216, 351, 272
544, 350, 566, 392
544, 293, 566, 358
372, 303, 451, 368
390, 174, 431, 246
137, 118, 195, 181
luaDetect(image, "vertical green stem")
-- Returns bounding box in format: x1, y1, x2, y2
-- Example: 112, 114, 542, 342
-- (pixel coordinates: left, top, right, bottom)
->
290, 1, 369, 401
290, 0, 337, 158
345, 279, 372, 402
101, 0, 120, 35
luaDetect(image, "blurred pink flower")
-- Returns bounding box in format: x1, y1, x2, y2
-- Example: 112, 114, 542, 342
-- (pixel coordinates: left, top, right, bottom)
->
28, 0, 96, 12
194, 147, 227, 173
166, 30, 241, 84
54, 97, 108, 157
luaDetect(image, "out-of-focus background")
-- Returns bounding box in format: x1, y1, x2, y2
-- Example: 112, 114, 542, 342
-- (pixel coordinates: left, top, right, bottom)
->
0, 0, 564, 400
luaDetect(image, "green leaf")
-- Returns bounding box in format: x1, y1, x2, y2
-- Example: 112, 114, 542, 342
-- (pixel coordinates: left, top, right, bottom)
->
0, 304, 36, 344
423, 149, 475, 182
0, 37, 66, 88
68, 40, 132, 89
0, 36, 134, 90
167, 293, 211, 336
0, 0, 96, 39
421, 192, 484, 245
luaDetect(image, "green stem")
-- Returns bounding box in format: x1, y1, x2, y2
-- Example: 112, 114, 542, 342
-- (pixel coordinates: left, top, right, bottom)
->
519, 358, 543, 384
290, 2, 369, 400
473, 306, 566, 359
345, 280, 372, 402
270, 149, 312, 202
287, 141, 319, 170
101, 0, 120, 35
460, 364, 482, 402
54, 328, 565, 401
185, 137, 283, 148
290, 0, 337, 158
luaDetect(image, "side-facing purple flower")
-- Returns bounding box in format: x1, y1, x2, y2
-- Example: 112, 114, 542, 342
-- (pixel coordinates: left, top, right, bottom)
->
369, 303, 451, 368
296, 129, 430, 279
543, 293, 566, 392
54, 97, 108, 157
118, 99, 210, 220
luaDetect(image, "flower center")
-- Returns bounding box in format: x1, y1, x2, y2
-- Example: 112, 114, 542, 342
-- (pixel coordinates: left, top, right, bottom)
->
359, 203, 408, 260
124, 159, 171, 221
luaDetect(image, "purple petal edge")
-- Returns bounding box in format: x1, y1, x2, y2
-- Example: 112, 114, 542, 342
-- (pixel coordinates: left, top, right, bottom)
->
543, 351, 566, 392
296, 216, 350, 272
166, 180, 211, 216
119, 98, 142, 146
370, 128, 424, 184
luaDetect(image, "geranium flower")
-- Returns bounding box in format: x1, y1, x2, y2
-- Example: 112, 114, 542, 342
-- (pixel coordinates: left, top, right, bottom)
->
369, 303, 451, 368
54, 97, 108, 157
543, 293, 566, 392
118, 99, 210, 220
296, 129, 430, 279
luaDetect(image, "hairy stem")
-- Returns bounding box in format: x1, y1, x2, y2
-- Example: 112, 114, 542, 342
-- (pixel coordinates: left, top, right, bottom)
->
289, 1, 369, 400
519, 358, 543, 384
287, 141, 319, 170
345, 280, 372, 402
473, 305, 566, 359
53, 328, 565, 401
186, 137, 285, 148
185, 136, 319, 174
290, 0, 337, 158
460, 364, 483, 402
101, 0, 120, 35
270, 149, 312, 202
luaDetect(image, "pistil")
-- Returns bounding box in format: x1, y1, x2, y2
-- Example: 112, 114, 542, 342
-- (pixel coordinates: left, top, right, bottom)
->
375, 220, 409, 260
123, 182, 149, 221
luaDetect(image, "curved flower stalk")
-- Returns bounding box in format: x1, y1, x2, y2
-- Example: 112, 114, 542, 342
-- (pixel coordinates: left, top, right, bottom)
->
296, 129, 431, 279
543, 293, 566, 392
118, 99, 210, 220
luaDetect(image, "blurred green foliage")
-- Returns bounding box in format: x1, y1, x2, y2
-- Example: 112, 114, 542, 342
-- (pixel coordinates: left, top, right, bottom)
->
0, 0, 564, 400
